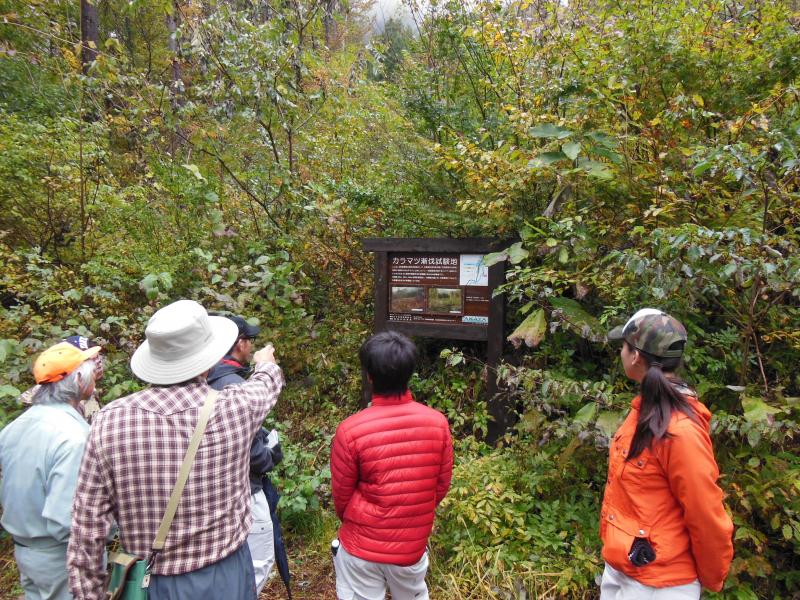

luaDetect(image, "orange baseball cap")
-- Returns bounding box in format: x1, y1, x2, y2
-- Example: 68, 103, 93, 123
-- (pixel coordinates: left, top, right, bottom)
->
33, 342, 102, 384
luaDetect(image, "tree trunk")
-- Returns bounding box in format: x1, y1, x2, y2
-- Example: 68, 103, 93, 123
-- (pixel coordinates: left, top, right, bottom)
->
166, 3, 184, 108
323, 0, 338, 49
166, 2, 185, 153
80, 0, 100, 74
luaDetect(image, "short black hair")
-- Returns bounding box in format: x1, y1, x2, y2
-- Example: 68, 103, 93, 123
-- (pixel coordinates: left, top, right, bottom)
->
359, 331, 418, 395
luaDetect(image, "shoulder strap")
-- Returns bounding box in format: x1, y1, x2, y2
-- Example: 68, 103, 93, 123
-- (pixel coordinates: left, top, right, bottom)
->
151, 388, 219, 553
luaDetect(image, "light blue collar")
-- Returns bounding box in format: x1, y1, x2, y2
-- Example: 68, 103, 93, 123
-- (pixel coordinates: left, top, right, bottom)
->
31, 402, 87, 426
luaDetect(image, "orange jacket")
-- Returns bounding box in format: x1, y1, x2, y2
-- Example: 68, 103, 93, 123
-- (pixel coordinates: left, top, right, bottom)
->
600, 395, 734, 591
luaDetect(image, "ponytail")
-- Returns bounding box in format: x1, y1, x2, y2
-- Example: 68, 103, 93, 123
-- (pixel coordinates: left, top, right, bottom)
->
626, 342, 696, 460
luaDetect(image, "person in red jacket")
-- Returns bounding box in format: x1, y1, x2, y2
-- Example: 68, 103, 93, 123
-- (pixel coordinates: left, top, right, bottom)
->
600, 309, 734, 598
330, 331, 453, 600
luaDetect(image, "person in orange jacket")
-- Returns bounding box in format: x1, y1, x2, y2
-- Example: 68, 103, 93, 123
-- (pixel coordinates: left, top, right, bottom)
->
600, 309, 734, 598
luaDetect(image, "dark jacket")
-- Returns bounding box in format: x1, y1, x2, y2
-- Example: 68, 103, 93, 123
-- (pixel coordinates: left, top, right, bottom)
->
208, 355, 282, 495
207, 355, 249, 389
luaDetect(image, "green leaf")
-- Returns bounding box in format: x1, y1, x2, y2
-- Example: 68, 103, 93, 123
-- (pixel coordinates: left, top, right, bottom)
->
446, 352, 464, 366
782, 524, 793, 541
507, 308, 546, 348
596, 411, 623, 438
581, 160, 614, 180
506, 242, 529, 264
158, 272, 173, 290
721, 262, 738, 278
0, 384, 21, 399
482, 250, 506, 267
586, 131, 619, 148
529, 152, 568, 167
742, 396, 782, 423
592, 146, 623, 164
0, 339, 11, 364
182, 163, 206, 181
574, 402, 597, 424
693, 161, 714, 176
747, 429, 761, 448
140, 273, 158, 290
548, 297, 602, 339
529, 124, 572, 139
562, 141, 581, 160
484, 243, 528, 267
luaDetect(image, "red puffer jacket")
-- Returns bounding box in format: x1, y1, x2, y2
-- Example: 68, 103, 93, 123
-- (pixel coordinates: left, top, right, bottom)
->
330, 390, 453, 565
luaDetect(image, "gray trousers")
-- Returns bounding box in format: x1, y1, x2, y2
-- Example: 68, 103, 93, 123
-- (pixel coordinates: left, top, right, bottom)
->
333, 542, 429, 600
149, 543, 256, 600
14, 543, 72, 600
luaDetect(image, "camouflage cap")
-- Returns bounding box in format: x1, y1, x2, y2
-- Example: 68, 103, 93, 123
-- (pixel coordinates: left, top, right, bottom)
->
608, 310, 687, 358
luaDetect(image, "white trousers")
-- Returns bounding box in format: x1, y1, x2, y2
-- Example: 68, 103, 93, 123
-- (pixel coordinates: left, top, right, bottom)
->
600, 563, 701, 600
247, 490, 275, 594
333, 542, 429, 600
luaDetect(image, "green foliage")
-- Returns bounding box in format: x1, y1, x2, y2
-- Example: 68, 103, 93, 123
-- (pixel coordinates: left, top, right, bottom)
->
1, 0, 800, 597
412, 354, 490, 439
431, 437, 603, 597
271, 427, 333, 531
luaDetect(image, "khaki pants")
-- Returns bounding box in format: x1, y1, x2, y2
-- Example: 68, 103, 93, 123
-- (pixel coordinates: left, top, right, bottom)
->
600, 563, 701, 600
333, 542, 429, 600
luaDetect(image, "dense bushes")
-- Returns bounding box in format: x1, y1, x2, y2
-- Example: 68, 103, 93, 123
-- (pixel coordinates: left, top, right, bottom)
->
2, 0, 800, 598
397, 0, 800, 597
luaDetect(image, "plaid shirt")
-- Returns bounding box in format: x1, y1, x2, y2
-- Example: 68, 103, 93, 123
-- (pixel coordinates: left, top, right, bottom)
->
66, 362, 283, 600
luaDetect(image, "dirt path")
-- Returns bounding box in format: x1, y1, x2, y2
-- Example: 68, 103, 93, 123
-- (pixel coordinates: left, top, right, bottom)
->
0, 535, 337, 600
261, 537, 337, 599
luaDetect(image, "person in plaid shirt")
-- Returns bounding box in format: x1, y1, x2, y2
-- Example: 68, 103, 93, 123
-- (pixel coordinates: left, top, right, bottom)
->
66, 300, 284, 600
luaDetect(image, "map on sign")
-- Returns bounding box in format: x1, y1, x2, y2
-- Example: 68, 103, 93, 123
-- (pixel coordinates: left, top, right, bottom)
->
459, 254, 489, 286
388, 253, 489, 325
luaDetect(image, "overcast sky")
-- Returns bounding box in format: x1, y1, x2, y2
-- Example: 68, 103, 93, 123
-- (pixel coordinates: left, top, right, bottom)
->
368, 0, 416, 32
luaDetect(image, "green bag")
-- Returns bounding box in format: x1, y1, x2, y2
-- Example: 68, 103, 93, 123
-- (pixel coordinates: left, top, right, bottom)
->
104, 389, 218, 600
107, 552, 149, 600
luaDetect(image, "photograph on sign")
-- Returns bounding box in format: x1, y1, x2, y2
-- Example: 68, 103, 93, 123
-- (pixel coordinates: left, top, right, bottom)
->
428, 287, 462, 314
459, 254, 489, 287
390, 286, 425, 312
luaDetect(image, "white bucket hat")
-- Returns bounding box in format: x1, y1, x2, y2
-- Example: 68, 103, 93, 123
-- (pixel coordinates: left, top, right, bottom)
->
131, 300, 239, 385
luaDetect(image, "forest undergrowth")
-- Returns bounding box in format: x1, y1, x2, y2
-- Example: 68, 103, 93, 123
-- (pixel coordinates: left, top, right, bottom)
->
1, 0, 800, 598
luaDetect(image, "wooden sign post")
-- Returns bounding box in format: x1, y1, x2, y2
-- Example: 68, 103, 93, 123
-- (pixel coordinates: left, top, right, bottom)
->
362, 238, 510, 442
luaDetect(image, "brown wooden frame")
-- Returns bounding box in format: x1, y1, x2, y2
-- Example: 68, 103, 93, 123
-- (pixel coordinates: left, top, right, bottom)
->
362, 238, 512, 440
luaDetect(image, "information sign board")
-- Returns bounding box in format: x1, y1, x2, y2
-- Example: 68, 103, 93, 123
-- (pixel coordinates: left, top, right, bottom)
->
388, 253, 490, 326
362, 237, 512, 440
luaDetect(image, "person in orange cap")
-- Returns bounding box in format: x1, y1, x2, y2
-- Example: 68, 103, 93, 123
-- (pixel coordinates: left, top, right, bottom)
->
0, 341, 99, 600
600, 309, 734, 598
18, 336, 105, 422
